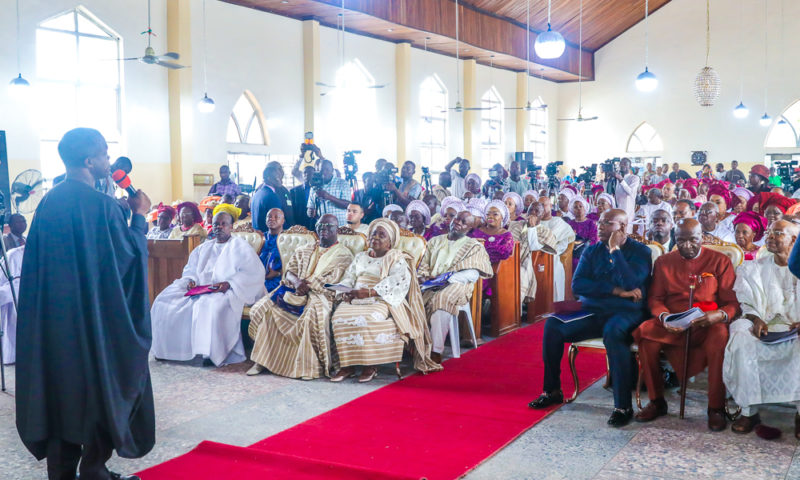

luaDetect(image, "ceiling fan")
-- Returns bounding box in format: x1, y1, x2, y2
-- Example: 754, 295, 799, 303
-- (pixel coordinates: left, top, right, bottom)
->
442, 0, 493, 113
120, 0, 186, 69
317, 0, 388, 95
558, 0, 598, 122
506, 0, 547, 112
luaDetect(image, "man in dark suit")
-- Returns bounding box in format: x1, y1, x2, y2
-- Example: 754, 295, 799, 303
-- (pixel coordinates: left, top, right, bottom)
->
290, 165, 316, 230
251, 162, 293, 232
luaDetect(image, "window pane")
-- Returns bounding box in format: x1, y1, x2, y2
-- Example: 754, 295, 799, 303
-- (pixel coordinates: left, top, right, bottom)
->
766, 122, 798, 148
77, 86, 119, 138
78, 36, 119, 87
227, 153, 267, 188
37, 29, 78, 82
245, 115, 265, 144
232, 96, 255, 128
77, 12, 111, 37
226, 117, 242, 143
36, 82, 77, 138
40, 12, 76, 32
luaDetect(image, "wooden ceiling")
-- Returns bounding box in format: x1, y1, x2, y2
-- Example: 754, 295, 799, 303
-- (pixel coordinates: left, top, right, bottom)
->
221, 0, 673, 82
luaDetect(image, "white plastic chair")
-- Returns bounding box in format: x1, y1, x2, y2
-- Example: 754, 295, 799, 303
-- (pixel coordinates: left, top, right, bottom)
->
448, 303, 478, 358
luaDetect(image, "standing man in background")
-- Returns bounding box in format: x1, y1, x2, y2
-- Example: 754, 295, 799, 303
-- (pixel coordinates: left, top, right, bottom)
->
505, 160, 529, 196
252, 162, 293, 233
16, 128, 153, 480
724, 160, 746, 185
3, 213, 27, 250
290, 165, 316, 230
614, 157, 641, 232
307, 159, 352, 225
444, 157, 470, 199
208, 164, 242, 197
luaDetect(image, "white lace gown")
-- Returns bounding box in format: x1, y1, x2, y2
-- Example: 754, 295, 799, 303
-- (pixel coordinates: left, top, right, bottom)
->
723, 256, 800, 412
331, 252, 410, 368
150, 237, 265, 366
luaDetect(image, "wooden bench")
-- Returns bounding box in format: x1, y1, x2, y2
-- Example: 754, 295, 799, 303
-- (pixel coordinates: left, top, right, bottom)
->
488, 241, 521, 337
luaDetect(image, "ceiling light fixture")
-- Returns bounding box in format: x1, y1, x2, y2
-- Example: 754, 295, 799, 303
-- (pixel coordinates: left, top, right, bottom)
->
9, 0, 30, 97
197, 0, 215, 113
733, 0, 748, 118
693, 0, 720, 107
635, 0, 657, 92
759, 0, 772, 127
534, 0, 565, 59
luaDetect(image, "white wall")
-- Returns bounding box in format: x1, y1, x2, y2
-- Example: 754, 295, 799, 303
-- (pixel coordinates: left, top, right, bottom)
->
0, 0, 170, 193
557, 0, 800, 172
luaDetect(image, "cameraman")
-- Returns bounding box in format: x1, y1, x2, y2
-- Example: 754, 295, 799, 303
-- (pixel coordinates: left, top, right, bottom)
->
385, 161, 422, 208
612, 157, 640, 232
291, 142, 324, 183
483, 163, 506, 198
444, 157, 471, 198
307, 159, 352, 225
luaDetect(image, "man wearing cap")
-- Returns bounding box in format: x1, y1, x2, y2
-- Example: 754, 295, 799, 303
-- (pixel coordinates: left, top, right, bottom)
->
749, 164, 773, 195
150, 207, 266, 367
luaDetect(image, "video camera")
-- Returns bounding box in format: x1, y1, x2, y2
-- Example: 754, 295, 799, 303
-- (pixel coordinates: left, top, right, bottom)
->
577, 164, 597, 184
343, 150, 360, 182
545, 161, 563, 178
421, 166, 432, 192
775, 160, 800, 193
309, 171, 325, 190
601, 158, 620, 175
375, 165, 399, 187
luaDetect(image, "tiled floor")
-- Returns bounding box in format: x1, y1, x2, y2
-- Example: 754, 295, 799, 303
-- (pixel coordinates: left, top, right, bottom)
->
2, 352, 799, 479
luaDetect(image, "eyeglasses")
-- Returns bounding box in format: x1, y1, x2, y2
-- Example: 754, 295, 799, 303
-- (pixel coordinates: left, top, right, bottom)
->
765, 229, 788, 238
316, 223, 337, 231
598, 220, 621, 226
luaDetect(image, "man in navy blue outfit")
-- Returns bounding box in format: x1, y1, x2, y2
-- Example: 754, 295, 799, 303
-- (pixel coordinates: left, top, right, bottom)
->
790, 235, 800, 279
529, 209, 652, 427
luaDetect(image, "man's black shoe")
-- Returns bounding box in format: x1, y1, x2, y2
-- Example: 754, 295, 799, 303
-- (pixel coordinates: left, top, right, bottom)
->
110, 473, 141, 480
528, 391, 564, 409
607, 408, 634, 427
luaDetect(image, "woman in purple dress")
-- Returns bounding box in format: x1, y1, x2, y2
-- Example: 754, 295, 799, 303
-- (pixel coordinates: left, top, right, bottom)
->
566, 196, 598, 271
469, 200, 514, 296
406, 200, 432, 238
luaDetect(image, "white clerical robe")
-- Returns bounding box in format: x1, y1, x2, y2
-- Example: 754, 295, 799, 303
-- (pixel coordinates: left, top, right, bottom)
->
151, 236, 266, 366
723, 256, 800, 413
540, 217, 575, 302
0, 246, 23, 365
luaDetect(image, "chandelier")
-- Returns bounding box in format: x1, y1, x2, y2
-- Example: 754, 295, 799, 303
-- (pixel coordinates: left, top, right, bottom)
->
693, 0, 720, 107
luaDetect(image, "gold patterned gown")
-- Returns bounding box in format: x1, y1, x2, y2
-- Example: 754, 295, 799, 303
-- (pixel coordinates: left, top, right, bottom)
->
331, 251, 410, 367
248, 242, 353, 379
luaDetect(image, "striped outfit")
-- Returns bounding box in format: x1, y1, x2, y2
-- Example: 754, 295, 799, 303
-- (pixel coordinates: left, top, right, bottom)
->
248, 242, 353, 379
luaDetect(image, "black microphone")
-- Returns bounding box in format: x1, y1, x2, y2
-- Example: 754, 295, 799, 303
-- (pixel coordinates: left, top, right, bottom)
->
112, 170, 137, 196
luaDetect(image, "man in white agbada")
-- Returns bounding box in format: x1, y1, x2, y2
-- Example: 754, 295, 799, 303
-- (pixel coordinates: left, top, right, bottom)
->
535, 196, 576, 301
510, 203, 558, 307
0, 245, 23, 365
151, 211, 266, 366
724, 220, 800, 438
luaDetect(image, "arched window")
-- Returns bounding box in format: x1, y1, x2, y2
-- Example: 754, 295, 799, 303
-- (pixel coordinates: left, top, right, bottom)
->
418, 75, 448, 172
330, 59, 378, 168
225, 91, 284, 189
36, 7, 122, 181
765, 100, 800, 148
480, 87, 504, 176
527, 97, 548, 164
627, 122, 664, 153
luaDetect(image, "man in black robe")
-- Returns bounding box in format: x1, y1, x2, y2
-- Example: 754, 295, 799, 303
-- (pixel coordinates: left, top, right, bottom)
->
16, 128, 153, 480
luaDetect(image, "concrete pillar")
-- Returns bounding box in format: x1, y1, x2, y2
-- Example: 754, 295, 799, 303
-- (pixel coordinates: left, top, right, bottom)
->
516, 71, 528, 152
167, 0, 193, 201
395, 42, 411, 168
302, 20, 320, 133
462, 58, 479, 172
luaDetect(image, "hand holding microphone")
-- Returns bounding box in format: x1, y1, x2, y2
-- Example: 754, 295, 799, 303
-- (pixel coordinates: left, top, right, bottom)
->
113, 170, 151, 216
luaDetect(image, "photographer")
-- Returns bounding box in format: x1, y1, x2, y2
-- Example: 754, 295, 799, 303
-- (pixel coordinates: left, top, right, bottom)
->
385, 161, 423, 208
307, 159, 352, 225
483, 163, 506, 198
292, 142, 324, 183
612, 158, 641, 232
444, 157, 471, 198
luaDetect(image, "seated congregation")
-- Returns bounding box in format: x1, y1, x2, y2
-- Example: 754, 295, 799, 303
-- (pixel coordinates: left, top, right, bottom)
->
142, 156, 800, 440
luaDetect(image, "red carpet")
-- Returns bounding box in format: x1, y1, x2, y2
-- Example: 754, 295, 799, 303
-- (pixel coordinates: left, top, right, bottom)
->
139, 322, 607, 480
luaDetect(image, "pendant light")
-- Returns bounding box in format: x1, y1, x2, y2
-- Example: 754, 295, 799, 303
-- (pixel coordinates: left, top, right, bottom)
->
693, 0, 720, 107
732, 0, 748, 118
635, 0, 657, 92
534, 0, 565, 59
197, 0, 215, 113
9, 0, 30, 96
759, 0, 773, 127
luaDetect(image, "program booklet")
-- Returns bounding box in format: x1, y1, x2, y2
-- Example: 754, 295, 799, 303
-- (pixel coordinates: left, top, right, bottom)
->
324, 283, 355, 294
542, 311, 594, 323
759, 328, 799, 345
662, 307, 705, 331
